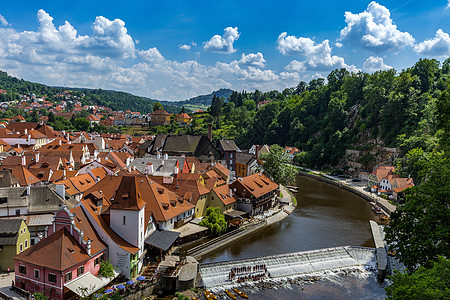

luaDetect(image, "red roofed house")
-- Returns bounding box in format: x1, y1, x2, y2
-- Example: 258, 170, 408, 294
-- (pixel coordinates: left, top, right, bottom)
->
210, 184, 238, 213
13, 205, 108, 300
231, 173, 279, 216
150, 110, 170, 126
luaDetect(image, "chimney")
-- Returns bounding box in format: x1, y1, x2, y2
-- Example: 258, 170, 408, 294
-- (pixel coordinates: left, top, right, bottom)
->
157, 152, 161, 159
86, 240, 92, 255
56, 184, 65, 199
58, 139, 62, 146
63, 169, 66, 180
146, 163, 154, 175
21, 156, 26, 166
208, 124, 212, 141
35, 152, 40, 163
229, 189, 232, 197
164, 153, 168, 160
24, 129, 28, 134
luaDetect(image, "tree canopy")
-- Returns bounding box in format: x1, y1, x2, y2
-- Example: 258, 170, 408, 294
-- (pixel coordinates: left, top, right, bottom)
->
260, 145, 297, 186
199, 207, 227, 236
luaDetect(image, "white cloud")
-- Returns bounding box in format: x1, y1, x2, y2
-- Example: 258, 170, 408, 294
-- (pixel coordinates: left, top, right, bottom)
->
278, 33, 357, 72
448, 0, 450, 8
363, 56, 392, 72
339, 1, 415, 52
335, 42, 343, 48
179, 44, 191, 50
204, 27, 240, 53
238, 52, 266, 68
0, 11, 301, 100
0, 14, 8, 26
414, 29, 450, 57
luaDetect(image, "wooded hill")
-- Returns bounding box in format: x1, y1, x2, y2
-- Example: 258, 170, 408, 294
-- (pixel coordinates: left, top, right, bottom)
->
208, 58, 450, 170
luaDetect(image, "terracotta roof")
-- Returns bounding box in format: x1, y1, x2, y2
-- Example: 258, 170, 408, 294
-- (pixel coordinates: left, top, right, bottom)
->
213, 163, 230, 177
13, 227, 90, 271
151, 109, 170, 116
284, 146, 300, 155
371, 166, 395, 182
70, 206, 107, 255
50, 170, 78, 182
80, 198, 140, 255
232, 173, 279, 199
219, 140, 239, 152
212, 184, 238, 206
110, 176, 146, 211
1, 166, 41, 186
90, 167, 108, 181
393, 184, 414, 193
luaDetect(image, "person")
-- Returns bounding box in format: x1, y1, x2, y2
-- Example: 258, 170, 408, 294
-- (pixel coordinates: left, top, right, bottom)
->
7, 267, 10, 273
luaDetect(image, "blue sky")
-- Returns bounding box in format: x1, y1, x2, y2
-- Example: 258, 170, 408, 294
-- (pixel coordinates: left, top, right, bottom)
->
0, 1, 449, 100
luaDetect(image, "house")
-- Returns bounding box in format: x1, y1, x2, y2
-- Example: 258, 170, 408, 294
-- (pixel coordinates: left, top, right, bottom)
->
161, 135, 220, 163
210, 185, 238, 213
13, 205, 109, 300
367, 165, 396, 188
217, 139, 239, 173
0, 185, 74, 217
235, 152, 257, 178
86, 114, 101, 126
54, 173, 98, 202
284, 146, 301, 162
131, 154, 185, 177
25, 214, 54, 245
175, 113, 191, 125
230, 173, 279, 216
0, 218, 30, 271
100, 116, 114, 127
151, 110, 171, 126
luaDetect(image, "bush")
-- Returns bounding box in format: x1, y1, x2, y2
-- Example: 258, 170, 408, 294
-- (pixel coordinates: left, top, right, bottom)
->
98, 260, 114, 278
33, 293, 48, 300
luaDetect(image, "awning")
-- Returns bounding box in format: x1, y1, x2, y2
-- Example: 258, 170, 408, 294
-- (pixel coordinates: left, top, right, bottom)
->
65, 269, 120, 297
223, 209, 247, 218
145, 230, 180, 251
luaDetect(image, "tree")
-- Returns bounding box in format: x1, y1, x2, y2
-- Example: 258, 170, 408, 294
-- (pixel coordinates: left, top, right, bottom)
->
179, 106, 186, 114
199, 207, 227, 236
259, 145, 297, 185
33, 292, 48, 300
385, 154, 450, 271
153, 102, 163, 112
209, 94, 223, 118
385, 256, 450, 300
98, 260, 114, 278
73, 117, 90, 131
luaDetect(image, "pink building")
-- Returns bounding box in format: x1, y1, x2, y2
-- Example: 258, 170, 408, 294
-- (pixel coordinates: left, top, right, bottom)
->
13, 206, 107, 300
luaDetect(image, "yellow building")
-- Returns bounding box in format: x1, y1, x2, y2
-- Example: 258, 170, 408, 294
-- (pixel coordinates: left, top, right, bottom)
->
0, 218, 30, 271
210, 185, 237, 213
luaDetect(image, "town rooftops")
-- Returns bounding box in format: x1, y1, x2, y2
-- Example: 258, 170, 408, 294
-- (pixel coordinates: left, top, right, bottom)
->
233, 173, 279, 198
212, 184, 238, 206
219, 139, 239, 152
109, 176, 146, 211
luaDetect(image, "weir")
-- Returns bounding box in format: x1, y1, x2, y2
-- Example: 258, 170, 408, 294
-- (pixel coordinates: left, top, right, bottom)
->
198, 246, 376, 288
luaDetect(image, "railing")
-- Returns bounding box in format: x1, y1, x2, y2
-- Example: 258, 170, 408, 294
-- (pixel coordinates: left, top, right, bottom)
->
11, 285, 30, 298
174, 215, 193, 228
0, 291, 12, 300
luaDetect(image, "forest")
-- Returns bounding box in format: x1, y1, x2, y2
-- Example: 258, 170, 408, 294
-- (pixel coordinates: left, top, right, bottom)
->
205, 58, 450, 170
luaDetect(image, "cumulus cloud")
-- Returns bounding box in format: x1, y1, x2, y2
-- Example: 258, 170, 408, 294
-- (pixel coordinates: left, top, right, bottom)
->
179, 44, 191, 50
339, 1, 415, 52
278, 33, 357, 72
238, 52, 266, 68
363, 56, 392, 72
0, 11, 301, 100
335, 42, 343, 48
0, 14, 8, 26
204, 27, 240, 53
414, 29, 450, 57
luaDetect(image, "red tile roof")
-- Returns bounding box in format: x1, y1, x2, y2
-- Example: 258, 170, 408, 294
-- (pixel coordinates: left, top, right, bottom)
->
13, 227, 90, 271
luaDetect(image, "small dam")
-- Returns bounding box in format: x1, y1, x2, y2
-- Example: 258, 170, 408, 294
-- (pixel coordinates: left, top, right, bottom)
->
198, 246, 377, 288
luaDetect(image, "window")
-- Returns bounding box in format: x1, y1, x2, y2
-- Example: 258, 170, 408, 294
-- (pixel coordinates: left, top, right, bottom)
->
20, 229, 22, 235
0, 197, 7, 204
48, 273, 56, 283
123, 216, 126, 225
31, 238, 35, 246
25, 240, 28, 248
77, 266, 84, 276
94, 256, 102, 266
34, 269, 40, 279
15, 209, 20, 216
65, 272, 72, 282
19, 265, 26, 274
19, 243, 23, 252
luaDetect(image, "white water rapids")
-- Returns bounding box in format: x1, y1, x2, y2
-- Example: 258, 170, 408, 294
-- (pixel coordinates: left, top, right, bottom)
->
199, 246, 376, 288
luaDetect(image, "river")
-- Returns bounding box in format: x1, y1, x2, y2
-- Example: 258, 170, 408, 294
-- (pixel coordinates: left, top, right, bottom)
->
201, 175, 388, 299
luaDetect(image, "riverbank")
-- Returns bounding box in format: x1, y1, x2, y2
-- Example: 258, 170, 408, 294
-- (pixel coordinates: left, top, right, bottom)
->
187, 185, 296, 261
296, 169, 396, 216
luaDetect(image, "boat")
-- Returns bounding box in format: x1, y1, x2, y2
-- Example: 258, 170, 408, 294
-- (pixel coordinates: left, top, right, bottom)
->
233, 288, 248, 299
372, 205, 382, 214
380, 215, 389, 221
205, 290, 218, 300
225, 289, 237, 300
